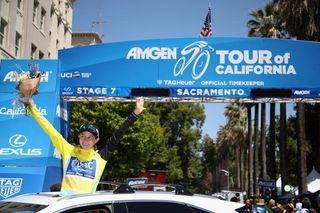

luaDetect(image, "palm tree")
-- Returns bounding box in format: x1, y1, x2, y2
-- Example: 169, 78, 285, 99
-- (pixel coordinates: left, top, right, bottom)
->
268, 104, 276, 184
297, 103, 307, 193
260, 103, 267, 180
247, 2, 286, 38
275, 0, 320, 193
247, 2, 286, 196
280, 103, 288, 194
224, 103, 247, 189
246, 104, 254, 196
216, 125, 233, 190
318, 104, 320, 170
275, 0, 320, 41
253, 103, 260, 195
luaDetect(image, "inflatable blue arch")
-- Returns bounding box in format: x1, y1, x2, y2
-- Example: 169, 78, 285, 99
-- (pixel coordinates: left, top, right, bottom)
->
0, 37, 319, 199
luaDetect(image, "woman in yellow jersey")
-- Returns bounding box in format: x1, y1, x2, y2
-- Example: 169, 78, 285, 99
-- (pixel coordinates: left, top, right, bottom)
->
23, 98, 145, 196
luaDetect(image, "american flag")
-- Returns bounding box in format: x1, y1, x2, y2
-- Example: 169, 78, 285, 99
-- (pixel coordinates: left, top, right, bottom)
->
200, 7, 212, 37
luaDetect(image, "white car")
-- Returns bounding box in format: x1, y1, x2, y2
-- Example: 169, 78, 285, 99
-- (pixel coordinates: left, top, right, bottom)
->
0, 184, 244, 213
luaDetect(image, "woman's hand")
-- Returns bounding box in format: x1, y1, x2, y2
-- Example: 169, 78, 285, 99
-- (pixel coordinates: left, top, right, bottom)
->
20, 98, 35, 107
133, 97, 145, 115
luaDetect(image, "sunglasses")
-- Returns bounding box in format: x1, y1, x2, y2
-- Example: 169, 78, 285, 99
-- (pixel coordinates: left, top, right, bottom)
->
79, 124, 99, 138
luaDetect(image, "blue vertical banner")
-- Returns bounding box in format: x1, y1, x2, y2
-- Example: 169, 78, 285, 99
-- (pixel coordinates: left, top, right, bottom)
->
0, 59, 63, 200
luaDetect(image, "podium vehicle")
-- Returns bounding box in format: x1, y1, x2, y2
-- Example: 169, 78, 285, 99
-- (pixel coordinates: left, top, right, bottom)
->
0, 184, 244, 213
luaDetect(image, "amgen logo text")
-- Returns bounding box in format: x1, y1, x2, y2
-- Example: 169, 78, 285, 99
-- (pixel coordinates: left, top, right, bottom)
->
3, 71, 51, 82
126, 47, 177, 60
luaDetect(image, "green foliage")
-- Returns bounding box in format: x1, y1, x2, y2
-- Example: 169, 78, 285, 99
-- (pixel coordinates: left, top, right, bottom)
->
200, 135, 219, 193
166, 145, 183, 182
71, 101, 167, 182
247, 2, 286, 38
276, 0, 320, 41
151, 103, 205, 189
70, 101, 207, 191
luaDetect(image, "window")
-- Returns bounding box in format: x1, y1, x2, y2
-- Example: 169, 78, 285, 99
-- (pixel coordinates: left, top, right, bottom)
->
0, 18, 8, 46
50, 3, 54, 17
15, 32, 22, 57
118, 202, 194, 213
17, 0, 23, 10
56, 39, 59, 50
64, 26, 68, 43
40, 7, 46, 32
61, 204, 112, 213
0, 201, 47, 212
31, 43, 37, 59
1, 52, 10, 59
190, 206, 212, 213
58, 0, 62, 11
65, 2, 68, 16
33, 0, 39, 25
39, 51, 44, 59
57, 15, 62, 33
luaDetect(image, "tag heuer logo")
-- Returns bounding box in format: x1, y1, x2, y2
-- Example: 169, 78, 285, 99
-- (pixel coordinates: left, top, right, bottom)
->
0, 178, 23, 199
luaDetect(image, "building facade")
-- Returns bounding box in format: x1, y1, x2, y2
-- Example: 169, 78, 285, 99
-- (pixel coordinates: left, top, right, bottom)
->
72, 32, 102, 47
0, 0, 74, 60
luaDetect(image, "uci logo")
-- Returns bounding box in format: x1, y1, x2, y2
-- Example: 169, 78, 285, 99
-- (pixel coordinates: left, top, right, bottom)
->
9, 134, 27, 147
63, 87, 72, 92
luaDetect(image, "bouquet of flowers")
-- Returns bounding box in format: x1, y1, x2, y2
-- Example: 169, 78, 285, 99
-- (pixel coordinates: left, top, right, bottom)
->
12, 63, 43, 115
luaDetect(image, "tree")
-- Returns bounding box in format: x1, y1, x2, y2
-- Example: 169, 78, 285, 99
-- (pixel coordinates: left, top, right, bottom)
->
260, 103, 267, 180
268, 103, 276, 197
216, 124, 233, 191
275, 0, 320, 193
201, 135, 219, 193
246, 104, 254, 196
247, 2, 286, 38
224, 103, 247, 189
267, 102, 279, 199
71, 101, 168, 181
304, 104, 320, 173
279, 103, 288, 194
247, 2, 288, 197
275, 0, 320, 41
149, 102, 205, 190
253, 103, 260, 195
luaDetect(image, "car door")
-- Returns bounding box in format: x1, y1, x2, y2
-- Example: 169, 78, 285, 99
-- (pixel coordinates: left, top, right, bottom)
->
60, 203, 112, 213
113, 201, 212, 213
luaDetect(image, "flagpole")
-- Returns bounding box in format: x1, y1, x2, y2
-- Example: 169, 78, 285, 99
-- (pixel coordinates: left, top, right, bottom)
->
199, 2, 213, 37
209, 1, 212, 37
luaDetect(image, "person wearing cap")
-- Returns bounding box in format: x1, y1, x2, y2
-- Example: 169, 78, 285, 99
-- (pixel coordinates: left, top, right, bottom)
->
296, 202, 303, 213
252, 199, 266, 213
25, 98, 145, 196
265, 199, 276, 213
286, 203, 294, 213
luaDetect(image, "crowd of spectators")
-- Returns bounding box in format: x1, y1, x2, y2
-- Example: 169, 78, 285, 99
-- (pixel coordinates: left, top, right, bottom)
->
241, 194, 320, 213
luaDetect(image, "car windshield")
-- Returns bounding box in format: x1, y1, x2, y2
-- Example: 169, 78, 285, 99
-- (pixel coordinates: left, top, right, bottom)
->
0, 201, 47, 213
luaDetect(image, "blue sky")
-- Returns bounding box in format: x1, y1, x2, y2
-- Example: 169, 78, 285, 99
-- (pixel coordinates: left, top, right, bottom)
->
72, 0, 295, 140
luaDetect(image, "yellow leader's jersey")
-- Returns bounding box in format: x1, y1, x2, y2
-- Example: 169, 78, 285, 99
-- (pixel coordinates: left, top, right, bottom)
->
31, 105, 106, 196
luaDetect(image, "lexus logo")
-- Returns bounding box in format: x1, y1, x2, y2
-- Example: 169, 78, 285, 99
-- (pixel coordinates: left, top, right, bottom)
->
9, 134, 27, 147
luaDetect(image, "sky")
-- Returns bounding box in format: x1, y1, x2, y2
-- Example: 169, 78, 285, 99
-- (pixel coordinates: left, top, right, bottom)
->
72, 0, 295, 140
